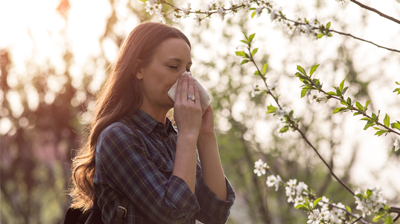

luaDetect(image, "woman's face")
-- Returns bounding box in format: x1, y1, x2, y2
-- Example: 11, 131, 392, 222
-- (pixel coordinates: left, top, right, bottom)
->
136, 38, 192, 110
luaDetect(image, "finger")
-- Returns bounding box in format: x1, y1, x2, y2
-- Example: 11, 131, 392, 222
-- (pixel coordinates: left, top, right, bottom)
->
180, 73, 189, 103
175, 75, 184, 103
194, 84, 201, 108
188, 76, 194, 103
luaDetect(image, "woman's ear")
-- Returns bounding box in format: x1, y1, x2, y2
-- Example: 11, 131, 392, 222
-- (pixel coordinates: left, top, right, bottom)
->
135, 60, 144, 80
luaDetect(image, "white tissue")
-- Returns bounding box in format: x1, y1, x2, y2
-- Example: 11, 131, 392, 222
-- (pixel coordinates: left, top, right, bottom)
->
168, 71, 211, 114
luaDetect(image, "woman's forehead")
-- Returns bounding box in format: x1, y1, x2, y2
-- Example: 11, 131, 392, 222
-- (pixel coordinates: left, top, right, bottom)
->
155, 38, 191, 60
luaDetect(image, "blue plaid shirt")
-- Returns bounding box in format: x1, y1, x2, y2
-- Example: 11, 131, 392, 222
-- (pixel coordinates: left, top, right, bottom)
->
94, 109, 236, 224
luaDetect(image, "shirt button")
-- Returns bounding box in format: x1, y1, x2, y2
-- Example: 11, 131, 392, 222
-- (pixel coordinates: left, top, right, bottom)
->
164, 137, 169, 141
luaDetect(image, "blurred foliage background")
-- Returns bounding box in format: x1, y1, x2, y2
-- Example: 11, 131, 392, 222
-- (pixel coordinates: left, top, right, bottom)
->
1, 0, 399, 223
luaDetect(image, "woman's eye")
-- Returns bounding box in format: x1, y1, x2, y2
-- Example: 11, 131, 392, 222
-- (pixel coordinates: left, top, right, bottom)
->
168, 66, 178, 69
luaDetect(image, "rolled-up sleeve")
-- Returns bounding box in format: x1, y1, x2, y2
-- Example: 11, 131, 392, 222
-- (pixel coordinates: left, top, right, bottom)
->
96, 125, 201, 223
194, 174, 236, 224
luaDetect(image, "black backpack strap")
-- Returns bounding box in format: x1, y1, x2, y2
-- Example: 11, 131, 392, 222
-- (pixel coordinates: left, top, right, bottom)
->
111, 118, 143, 224
113, 197, 129, 224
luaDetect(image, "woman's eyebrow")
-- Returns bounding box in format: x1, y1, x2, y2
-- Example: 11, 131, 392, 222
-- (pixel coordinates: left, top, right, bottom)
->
167, 58, 192, 65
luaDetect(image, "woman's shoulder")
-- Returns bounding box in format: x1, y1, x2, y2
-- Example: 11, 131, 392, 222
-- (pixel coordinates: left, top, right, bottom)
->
97, 120, 143, 147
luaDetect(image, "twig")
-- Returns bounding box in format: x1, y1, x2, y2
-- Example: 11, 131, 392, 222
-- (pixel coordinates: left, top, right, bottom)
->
247, 47, 355, 196
313, 88, 400, 136
350, 216, 363, 224
158, 1, 400, 54
287, 19, 400, 54
350, 0, 400, 25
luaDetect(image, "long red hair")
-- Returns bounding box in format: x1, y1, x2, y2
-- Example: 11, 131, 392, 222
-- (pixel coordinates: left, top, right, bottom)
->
69, 22, 191, 212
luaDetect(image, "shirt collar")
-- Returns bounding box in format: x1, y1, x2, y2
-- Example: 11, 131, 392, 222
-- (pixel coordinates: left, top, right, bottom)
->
129, 109, 177, 134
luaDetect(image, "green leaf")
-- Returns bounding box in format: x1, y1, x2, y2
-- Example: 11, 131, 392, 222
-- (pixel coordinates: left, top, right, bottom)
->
267, 104, 277, 114
363, 121, 374, 131
345, 205, 351, 213
235, 51, 246, 57
242, 32, 249, 40
279, 126, 289, 133
249, 33, 256, 43
356, 102, 365, 112
384, 114, 390, 128
333, 107, 347, 114
326, 21, 331, 29
365, 100, 371, 109
353, 112, 362, 116
310, 64, 320, 77
240, 40, 248, 44
373, 214, 384, 222
385, 215, 393, 224
366, 189, 372, 197
241, 59, 250, 65
297, 65, 306, 76
393, 88, 400, 95
339, 79, 345, 93
313, 197, 322, 209
301, 89, 309, 98
140, 0, 147, 2
396, 81, 400, 85
254, 70, 261, 76
346, 97, 351, 105
317, 33, 324, 39
342, 86, 349, 95
326, 91, 337, 96
251, 11, 256, 18
391, 122, 400, 131
262, 63, 268, 75
340, 100, 347, 106
375, 130, 387, 136
251, 48, 258, 56
295, 204, 310, 211
372, 113, 378, 121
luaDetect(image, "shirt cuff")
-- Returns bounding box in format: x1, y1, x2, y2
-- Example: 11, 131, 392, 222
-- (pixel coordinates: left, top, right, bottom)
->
196, 176, 236, 223
166, 175, 201, 220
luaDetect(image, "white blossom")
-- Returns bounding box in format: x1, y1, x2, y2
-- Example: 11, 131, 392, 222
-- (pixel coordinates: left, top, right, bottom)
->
308, 91, 326, 104
228, 0, 236, 9
320, 207, 331, 222
305, 24, 314, 35
172, 11, 181, 23
307, 209, 322, 224
270, 9, 277, 22
217, 7, 226, 21
251, 81, 258, 97
394, 138, 400, 151
193, 14, 201, 26
266, 175, 281, 191
354, 187, 387, 218
255, 7, 263, 17
159, 13, 166, 24
275, 108, 285, 117
296, 181, 308, 195
285, 179, 297, 203
254, 159, 269, 176
208, 0, 217, 10
182, 2, 191, 17
242, 0, 251, 11
154, 4, 163, 16
268, 82, 278, 90
145, 1, 157, 15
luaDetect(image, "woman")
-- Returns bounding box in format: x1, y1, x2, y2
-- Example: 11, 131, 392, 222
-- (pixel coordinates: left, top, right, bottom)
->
69, 22, 236, 224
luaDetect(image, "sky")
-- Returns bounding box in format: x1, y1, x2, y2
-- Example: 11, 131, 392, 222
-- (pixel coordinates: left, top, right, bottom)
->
1, 0, 400, 211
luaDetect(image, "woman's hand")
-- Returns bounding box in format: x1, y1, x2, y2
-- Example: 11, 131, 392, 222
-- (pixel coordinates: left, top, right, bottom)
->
198, 105, 215, 137
174, 73, 202, 138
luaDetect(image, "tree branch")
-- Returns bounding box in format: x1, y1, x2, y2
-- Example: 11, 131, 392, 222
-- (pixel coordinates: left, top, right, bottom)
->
350, 0, 400, 25
247, 47, 355, 196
